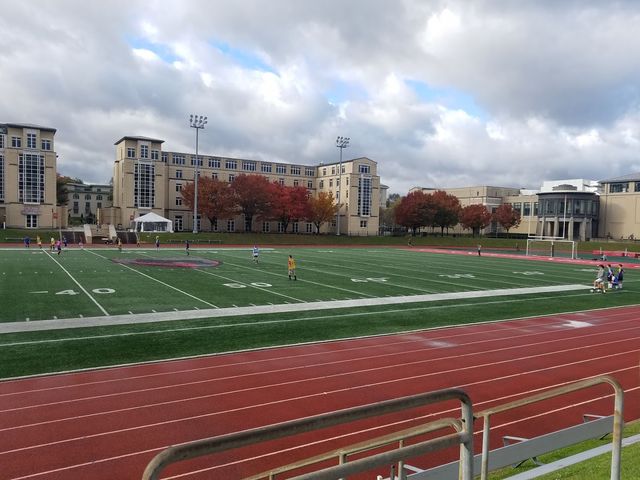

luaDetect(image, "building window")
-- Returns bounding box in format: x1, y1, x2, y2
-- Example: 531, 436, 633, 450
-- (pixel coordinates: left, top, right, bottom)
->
85, 202, 91, 214
97, 202, 102, 209
172, 154, 186, 165
305, 167, 315, 176
277, 222, 285, 233
127, 147, 136, 158
306, 223, 313, 233
151, 149, 159, 160
513, 202, 522, 214
73, 201, 78, 214
336, 191, 339, 201
227, 219, 235, 232
174, 215, 183, 231
225, 159, 237, 170
307, 180, 313, 189
212, 218, 218, 231
293, 180, 299, 187
262, 221, 270, 233
261, 163, 272, 173
72, 193, 79, 199
83, 194, 91, 200
134, 162, 155, 208
191, 156, 203, 166
212, 172, 218, 179
292, 222, 299, 233
176, 196, 182, 206
18, 153, 45, 203
331, 167, 336, 175
26, 214, 38, 228
610, 182, 628, 193
278, 178, 285, 186
229, 174, 235, 183
523, 202, 531, 216
196, 215, 201, 231
357, 176, 372, 216
176, 170, 183, 179
322, 168, 326, 176
359, 164, 370, 174
329, 179, 333, 187
243, 161, 257, 171
0, 134, 4, 148
276, 164, 286, 174
0, 154, 3, 202
41, 139, 52, 150
12, 136, 22, 148
360, 220, 368, 228
140, 145, 149, 159
161, 152, 168, 163
96, 194, 103, 200
176, 183, 182, 192
291, 166, 301, 175
319, 180, 324, 189
209, 157, 220, 168
26, 133, 37, 149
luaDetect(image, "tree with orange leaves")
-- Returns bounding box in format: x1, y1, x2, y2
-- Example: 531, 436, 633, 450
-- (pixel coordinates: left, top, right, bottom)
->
306, 191, 338, 234
181, 177, 236, 231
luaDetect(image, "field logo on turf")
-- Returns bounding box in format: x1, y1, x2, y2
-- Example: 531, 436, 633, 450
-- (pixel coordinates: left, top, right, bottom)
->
112, 258, 221, 268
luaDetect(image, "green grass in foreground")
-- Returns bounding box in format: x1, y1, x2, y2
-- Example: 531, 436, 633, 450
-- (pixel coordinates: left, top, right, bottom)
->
489, 420, 640, 479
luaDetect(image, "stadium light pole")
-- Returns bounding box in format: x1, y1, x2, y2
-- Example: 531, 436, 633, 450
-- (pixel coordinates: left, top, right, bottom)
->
189, 114, 207, 234
335, 136, 350, 235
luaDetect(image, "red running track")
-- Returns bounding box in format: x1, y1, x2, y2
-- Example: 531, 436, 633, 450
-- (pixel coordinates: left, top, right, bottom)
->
1, 305, 639, 479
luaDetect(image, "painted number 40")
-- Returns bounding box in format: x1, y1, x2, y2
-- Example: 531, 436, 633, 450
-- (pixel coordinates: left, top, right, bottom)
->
56, 288, 115, 295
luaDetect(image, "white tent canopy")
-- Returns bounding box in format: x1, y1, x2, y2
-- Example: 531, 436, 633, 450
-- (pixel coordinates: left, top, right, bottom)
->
132, 212, 173, 233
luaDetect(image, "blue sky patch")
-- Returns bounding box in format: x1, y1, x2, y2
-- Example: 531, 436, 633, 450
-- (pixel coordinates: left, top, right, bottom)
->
406, 79, 486, 118
127, 36, 179, 63
211, 40, 276, 73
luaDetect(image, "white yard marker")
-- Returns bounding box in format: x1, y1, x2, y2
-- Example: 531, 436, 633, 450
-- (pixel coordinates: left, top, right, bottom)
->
563, 319, 592, 329
44, 252, 109, 316
86, 249, 218, 308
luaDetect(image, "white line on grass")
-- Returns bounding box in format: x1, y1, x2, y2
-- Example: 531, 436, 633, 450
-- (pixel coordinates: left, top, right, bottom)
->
85, 249, 218, 309
0, 291, 603, 347
0, 283, 588, 334
194, 268, 305, 303
44, 251, 109, 316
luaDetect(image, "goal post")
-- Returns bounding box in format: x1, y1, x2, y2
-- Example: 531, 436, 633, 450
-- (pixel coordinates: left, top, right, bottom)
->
526, 237, 577, 259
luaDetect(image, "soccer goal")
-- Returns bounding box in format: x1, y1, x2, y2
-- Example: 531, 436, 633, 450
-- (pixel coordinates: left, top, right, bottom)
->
526, 237, 577, 259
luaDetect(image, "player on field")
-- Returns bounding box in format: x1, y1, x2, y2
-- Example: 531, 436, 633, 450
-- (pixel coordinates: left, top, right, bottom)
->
615, 264, 624, 289
288, 255, 297, 280
155, 235, 160, 251
117, 237, 122, 252
36, 236, 42, 248
185, 239, 190, 256
592, 264, 607, 293
477, 244, 482, 256
50, 237, 55, 252
55, 239, 62, 255
252, 245, 259, 264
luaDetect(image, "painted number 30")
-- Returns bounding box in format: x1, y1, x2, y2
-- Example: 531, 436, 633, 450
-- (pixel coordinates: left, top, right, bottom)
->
56, 288, 116, 295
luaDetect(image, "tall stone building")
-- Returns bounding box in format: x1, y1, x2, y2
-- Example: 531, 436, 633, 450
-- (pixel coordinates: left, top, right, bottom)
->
104, 136, 381, 235
0, 123, 58, 229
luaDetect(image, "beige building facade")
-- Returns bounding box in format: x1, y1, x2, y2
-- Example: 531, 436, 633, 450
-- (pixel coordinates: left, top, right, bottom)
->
66, 182, 113, 224
105, 136, 380, 235
598, 173, 640, 240
0, 123, 59, 229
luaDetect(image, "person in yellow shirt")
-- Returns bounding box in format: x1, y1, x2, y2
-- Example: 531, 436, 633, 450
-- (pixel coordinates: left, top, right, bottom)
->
36, 236, 42, 248
287, 255, 297, 281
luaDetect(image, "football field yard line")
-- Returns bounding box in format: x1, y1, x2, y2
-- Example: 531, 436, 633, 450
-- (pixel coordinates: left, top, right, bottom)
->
0, 283, 588, 333
85, 249, 218, 309
193, 268, 305, 303
208, 254, 378, 298
44, 251, 109, 317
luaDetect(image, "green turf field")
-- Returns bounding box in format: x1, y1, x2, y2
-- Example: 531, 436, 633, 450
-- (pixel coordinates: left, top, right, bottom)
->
0, 246, 636, 378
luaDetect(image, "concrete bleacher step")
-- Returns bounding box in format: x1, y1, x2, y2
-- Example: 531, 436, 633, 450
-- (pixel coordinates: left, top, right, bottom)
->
505, 433, 640, 479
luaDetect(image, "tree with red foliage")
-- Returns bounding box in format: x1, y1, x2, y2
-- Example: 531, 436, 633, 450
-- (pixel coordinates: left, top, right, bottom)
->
459, 204, 492, 237
230, 174, 275, 232
181, 177, 236, 231
493, 203, 521, 236
270, 183, 311, 233
394, 191, 436, 234
306, 191, 338, 234
431, 190, 461, 236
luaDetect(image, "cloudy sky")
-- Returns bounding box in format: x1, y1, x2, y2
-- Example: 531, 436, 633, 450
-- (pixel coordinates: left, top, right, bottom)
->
2, 0, 640, 195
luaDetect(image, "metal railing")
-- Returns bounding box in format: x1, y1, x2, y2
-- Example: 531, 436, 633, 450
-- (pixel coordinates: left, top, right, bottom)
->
141, 388, 474, 480
476, 375, 624, 480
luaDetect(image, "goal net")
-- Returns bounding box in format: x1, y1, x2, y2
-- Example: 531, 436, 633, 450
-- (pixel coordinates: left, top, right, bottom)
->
526, 237, 577, 259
